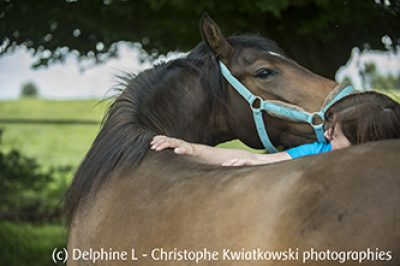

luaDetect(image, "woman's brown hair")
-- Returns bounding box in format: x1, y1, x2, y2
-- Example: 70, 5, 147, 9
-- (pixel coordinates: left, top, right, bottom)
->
325, 91, 400, 144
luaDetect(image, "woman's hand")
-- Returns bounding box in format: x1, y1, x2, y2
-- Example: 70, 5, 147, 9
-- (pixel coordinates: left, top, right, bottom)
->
150, 135, 195, 156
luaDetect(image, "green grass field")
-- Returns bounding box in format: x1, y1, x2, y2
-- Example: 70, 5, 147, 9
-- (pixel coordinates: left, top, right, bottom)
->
0, 99, 110, 169
0, 98, 109, 120
0, 98, 257, 171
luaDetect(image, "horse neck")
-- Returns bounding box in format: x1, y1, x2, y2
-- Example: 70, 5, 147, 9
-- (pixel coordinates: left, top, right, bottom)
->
148, 78, 233, 146
63, 64, 234, 227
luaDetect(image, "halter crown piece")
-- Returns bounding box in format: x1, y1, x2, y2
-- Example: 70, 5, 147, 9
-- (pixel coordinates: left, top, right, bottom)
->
219, 61, 358, 153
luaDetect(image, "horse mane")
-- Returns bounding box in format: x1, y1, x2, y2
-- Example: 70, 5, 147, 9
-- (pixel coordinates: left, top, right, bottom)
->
64, 34, 284, 227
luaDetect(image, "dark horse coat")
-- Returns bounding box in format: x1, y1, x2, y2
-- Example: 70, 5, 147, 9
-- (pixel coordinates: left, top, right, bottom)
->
65, 15, 400, 265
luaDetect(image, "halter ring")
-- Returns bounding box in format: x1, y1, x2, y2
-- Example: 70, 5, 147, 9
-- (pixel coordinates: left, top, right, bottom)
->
250, 96, 263, 112
310, 112, 324, 126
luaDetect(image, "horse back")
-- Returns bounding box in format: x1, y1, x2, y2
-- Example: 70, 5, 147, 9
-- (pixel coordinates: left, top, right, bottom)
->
68, 140, 400, 265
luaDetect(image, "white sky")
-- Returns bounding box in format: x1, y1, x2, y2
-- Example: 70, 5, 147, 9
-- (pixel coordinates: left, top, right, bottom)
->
0, 42, 153, 99
0, 42, 399, 100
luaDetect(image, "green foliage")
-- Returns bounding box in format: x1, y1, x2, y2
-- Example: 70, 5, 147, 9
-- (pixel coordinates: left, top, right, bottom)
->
0, 129, 71, 222
20, 82, 39, 98
0, 124, 100, 168
1, 1, 399, 77
0, 221, 66, 266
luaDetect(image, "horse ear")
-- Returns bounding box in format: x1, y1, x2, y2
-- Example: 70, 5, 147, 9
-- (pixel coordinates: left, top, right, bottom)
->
200, 13, 233, 62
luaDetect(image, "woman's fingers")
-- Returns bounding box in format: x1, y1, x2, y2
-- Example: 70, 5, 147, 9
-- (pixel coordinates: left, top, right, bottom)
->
150, 135, 168, 145
154, 141, 172, 151
152, 140, 174, 151
151, 137, 171, 151
150, 135, 186, 152
150, 135, 192, 156
150, 136, 163, 146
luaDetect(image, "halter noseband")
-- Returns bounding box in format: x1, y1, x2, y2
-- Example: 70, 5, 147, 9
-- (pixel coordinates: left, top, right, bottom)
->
219, 61, 357, 153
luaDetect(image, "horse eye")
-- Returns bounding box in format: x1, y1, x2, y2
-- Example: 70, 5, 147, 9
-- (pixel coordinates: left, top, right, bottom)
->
255, 68, 275, 79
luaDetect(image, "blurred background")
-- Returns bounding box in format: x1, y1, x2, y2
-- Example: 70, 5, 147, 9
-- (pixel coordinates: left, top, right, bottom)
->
0, 1, 399, 265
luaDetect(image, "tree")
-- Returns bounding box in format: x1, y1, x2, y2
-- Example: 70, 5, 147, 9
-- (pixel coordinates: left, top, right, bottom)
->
20, 81, 39, 98
1, 0, 399, 78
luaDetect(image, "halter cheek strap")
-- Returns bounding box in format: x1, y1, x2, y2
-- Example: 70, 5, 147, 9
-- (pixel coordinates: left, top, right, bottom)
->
219, 61, 358, 153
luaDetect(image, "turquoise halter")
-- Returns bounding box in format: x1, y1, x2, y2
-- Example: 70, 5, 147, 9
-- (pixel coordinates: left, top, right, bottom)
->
219, 61, 357, 153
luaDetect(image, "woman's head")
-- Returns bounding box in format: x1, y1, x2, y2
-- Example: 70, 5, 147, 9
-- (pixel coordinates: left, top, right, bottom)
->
325, 91, 400, 148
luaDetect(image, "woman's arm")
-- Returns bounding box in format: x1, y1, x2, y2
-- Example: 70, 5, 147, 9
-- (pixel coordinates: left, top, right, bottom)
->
222, 152, 291, 166
150, 135, 260, 165
150, 135, 292, 166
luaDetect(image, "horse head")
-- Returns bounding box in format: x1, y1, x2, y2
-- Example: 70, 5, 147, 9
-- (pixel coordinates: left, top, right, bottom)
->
200, 14, 338, 149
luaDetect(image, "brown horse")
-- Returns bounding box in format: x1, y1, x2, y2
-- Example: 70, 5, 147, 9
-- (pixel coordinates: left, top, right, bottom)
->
65, 15, 400, 265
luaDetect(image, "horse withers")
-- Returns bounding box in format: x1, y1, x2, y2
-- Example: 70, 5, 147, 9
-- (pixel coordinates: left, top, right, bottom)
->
65, 14, 400, 265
